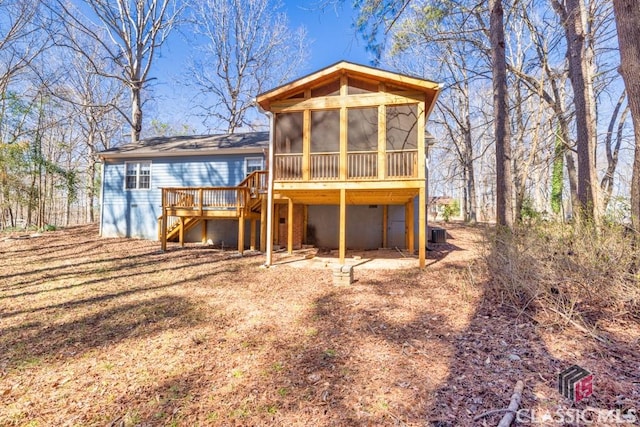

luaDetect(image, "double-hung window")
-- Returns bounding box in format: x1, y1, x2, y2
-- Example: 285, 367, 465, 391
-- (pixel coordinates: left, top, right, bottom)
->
245, 157, 264, 175
125, 161, 151, 190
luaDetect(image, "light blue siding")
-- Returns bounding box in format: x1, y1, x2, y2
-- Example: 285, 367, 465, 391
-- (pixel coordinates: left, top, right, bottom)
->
100, 154, 264, 240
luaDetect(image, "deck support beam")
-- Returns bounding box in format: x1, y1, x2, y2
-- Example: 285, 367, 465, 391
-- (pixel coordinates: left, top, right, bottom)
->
406, 198, 414, 254
201, 219, 207, 244
179, 217, 185, 247
260, 198, 267, 252
287, 198, 294, 254
161, 208, 168, 251
419, 188, 426, 269
250, 218, 257, 250
238, 211, 245, 254
339, 188, 346, 264
382, 205, 388, 248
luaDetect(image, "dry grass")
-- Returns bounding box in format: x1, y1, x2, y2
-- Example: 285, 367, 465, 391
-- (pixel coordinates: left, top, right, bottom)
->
1, 223, 638, 426
485, 222, 640, 334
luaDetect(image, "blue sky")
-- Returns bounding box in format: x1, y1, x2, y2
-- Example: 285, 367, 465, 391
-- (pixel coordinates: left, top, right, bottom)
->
149, 1, 373, 134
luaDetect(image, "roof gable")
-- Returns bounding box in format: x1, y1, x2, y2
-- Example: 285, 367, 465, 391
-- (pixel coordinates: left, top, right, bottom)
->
256, 61, 441, 111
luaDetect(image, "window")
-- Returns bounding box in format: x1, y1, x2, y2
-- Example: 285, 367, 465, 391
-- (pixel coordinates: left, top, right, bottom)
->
125, 161, 151, 190
348, 107, 378, 151
386, 104, 418, 150
245, 157, 264, 175
275, 112, 303, 153
311, 110, 340, 153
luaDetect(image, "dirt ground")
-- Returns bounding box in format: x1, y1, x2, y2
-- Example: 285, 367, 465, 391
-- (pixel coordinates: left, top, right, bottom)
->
0, 224, 638, 426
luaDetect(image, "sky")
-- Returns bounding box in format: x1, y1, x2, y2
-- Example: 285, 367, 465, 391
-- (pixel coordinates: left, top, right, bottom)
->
150, 1, 374, 134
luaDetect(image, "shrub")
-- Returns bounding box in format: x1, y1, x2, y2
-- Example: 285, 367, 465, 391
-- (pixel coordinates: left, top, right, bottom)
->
442, 199, 460, 222
485, 222, 640, 334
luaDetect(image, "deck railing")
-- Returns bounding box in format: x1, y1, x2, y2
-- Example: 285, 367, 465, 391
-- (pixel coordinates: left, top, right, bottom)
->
347, 151, 377, 179
274, 153, 303, 180
162, 187, 247, 213
311, 152, 339, 180
387, 150, 417, 178
273, 149, 418, 181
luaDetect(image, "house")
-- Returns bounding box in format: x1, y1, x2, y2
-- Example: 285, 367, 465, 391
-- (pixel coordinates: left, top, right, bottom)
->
98, 132, 268, 245
100, 61, 441, 268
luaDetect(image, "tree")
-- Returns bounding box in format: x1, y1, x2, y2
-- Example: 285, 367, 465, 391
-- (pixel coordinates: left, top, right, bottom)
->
51, 0, 182, 142
611, 0, 640, 229
187, 0, 308, 133
551, 0, 600, 223
490, 0, 513, 228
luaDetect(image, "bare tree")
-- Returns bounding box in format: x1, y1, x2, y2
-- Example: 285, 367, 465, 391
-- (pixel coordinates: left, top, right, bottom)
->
490, 0, 513, 228
51, 0, 182, 142
611, 0, 640, 229
0, 0, 51, 228
187, 0, 308, 133
551, 0, 600, 223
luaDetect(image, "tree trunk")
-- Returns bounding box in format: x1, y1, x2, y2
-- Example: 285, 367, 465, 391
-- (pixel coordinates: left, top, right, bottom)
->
555, 0, 598, 223
131, 83, 143, 143
467, 157, 478, 223
612, 0, 640, 229
463, 106, 477, 223
490, 0, 513, 228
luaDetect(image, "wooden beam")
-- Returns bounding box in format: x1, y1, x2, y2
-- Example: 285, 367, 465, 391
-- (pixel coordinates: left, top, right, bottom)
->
269, 91, 427, 112
260, 197, 267, 252
201, 219, 207, 244
378, 103, 386, 180
161, 208, 168, 251
406, 198, 414, 254
303, 204, 308, 243
339, 74, 348, 182
250, 218, 257, 250
382, 205, 388, 248
179, 216, 185, 247
417, 101, 426, 181
287, 198, 294, 254
339, 188, 346, 264
419, 187, 426, 269
238, 211, 245, 254
303, 109, 311, 181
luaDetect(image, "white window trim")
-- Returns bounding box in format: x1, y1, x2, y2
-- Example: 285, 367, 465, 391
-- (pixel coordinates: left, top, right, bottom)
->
245, 156, 264, 175
124, 160, 152, 190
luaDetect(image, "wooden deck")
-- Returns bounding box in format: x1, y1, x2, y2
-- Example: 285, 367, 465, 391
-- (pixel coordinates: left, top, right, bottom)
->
159, 171, 267, 251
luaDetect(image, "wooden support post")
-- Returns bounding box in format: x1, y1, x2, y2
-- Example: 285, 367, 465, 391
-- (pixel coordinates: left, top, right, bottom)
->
179, 217, 185, 248
339, 188, 346, 264
382, 205, 388, 248
287, 198, 294, 254
250, 218, 257, 250
407, 198, 414, 255
260, 197, 267, 252
273, 204, 279, 246
303, 110, 311, 181
303, 205, 308, 244
378, 103, 386, 180
161, 207, 168, 251
419, 187, 426, 269
201, 219, 207, 244
238, 212, 245, 254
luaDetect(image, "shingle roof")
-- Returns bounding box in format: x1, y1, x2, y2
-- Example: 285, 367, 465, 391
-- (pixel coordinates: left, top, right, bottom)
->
99, 131, 269, 159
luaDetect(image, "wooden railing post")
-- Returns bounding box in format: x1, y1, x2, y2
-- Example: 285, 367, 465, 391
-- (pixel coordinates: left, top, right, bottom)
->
161, 188, 168, 251
198, 188, 203, 216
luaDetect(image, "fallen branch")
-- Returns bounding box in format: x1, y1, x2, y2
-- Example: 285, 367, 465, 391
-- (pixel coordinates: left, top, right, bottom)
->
472, 380, 524, 426
498, 380, 524, 427
543, 305, 608, 344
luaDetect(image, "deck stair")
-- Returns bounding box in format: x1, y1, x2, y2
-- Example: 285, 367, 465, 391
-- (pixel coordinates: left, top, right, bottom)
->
159, 170, 268, 246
